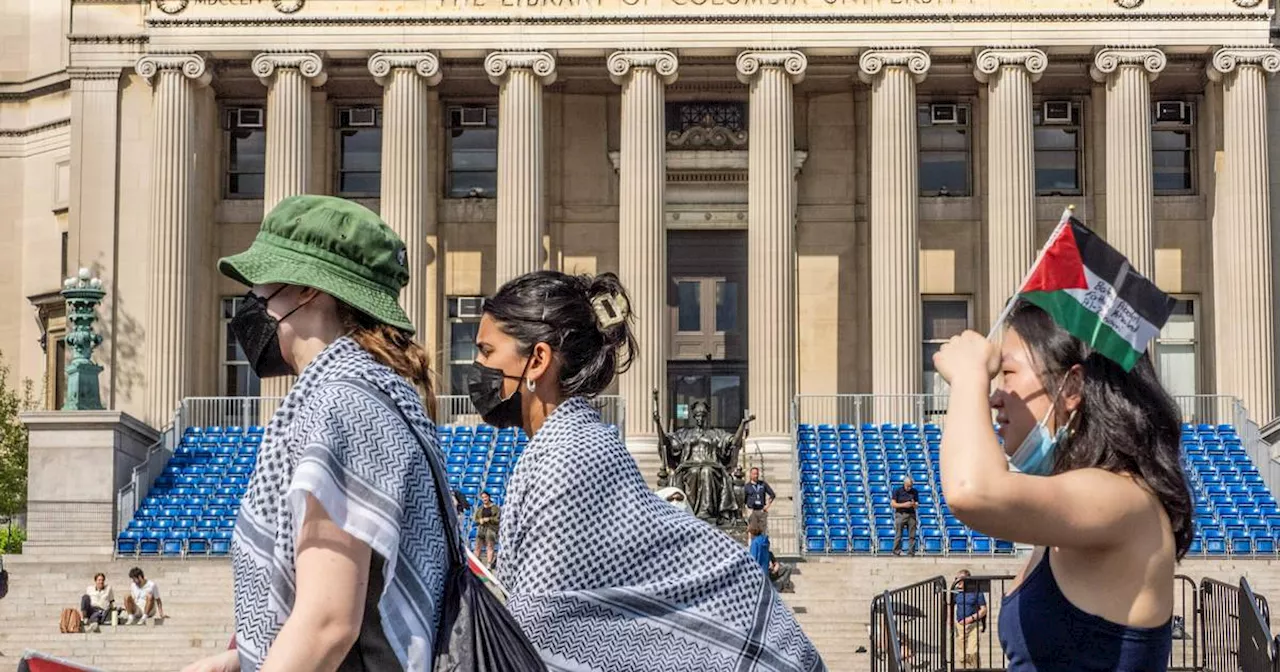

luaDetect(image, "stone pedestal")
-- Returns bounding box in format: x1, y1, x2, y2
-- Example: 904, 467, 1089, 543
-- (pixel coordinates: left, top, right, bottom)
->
20, 412, 159, 556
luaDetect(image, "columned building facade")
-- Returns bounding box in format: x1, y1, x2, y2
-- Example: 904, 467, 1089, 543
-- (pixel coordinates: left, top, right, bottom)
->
3, 0, 1280, 452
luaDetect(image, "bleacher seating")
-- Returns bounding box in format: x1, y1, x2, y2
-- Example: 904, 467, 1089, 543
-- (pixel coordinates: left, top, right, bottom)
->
800, 420, 1280, 556
116, 421, 618, 556
1183, 423, 1280, 555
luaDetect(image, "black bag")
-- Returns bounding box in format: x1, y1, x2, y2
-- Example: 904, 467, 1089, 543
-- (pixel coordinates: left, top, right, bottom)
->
355, 380, 547, 672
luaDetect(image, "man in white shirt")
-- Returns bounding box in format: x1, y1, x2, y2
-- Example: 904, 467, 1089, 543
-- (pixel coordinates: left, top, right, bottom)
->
123, 567, 166, 625
79, 573, 113, 633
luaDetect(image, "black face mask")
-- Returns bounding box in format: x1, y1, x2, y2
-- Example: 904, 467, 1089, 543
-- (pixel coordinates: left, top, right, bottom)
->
229, 287, 306, 380
466, 358, 532, 430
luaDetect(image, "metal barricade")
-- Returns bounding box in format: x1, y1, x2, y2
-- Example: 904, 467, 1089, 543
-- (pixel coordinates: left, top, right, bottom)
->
1171, 574, 1201, 671
948, 574, 1014, 672
870, 576, 949, 672
1202, 577, 1271, 672
1238, 578, 1276, 672
179, 396, 284, 434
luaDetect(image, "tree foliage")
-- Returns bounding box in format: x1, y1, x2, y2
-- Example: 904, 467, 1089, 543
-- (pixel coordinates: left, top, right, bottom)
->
0, 351, 34, 521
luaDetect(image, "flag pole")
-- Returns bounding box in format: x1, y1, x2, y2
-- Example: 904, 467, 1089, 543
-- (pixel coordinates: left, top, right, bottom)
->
986, 205, 1076, 340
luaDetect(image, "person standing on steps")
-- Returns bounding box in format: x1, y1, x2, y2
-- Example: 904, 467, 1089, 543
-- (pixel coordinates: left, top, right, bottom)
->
891, 476, 920, 556
473, 491, 501, 567
744, 467, 776, 533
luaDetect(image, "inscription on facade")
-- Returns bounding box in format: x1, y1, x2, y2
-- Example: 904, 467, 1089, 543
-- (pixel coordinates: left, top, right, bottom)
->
152, 0, 1252, 16
156, 0, 304, 14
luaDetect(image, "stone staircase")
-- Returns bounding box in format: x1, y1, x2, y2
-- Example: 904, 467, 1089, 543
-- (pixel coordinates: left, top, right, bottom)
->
780, 554, 1280, 672
0, 555, 233, 672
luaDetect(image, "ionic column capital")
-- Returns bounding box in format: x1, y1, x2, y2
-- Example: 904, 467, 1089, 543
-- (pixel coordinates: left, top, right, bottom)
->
1090, 47, 1166, 83
608, 50, 679, 86
736, 50, 807, 85
368, 51, 442, 87
485, 51, 557, 87
973, 48, 1047, 84
1208, 47, 1280, 81
858, 48, 931, 85
252, 51, 327, 87
136, 53, 211, 87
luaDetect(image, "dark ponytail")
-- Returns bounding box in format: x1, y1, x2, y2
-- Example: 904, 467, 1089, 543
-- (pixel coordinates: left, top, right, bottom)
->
484, 271, 637, 398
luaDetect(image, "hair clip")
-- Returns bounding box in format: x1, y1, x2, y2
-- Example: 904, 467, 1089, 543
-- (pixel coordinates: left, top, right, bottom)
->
592, 292, 629, 330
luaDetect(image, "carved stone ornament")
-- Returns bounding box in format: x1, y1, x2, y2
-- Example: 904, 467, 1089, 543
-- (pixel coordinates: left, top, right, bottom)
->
156, 0, 304, 13
136, 53, 212, 87
252, 52, 326, 87
666, 116, 749, 150
484, 51, 557, 87
607, 51, 679, 87
1208, 47, 1280, 81
156, 0, 189, 14
1233, 0, 1263, 7
974, 48, 1048, 84
1113, 0, 1143, 8
858, 49, 931, 84
1090, 47, 1167, 83
735, 50, 807, 85
368, 52, 442, 87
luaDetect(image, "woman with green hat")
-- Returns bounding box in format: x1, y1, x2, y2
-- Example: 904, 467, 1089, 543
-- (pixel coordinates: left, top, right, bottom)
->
181, 195, 448, 672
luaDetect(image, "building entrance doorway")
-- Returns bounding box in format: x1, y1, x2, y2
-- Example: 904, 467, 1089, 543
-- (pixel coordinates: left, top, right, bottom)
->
666, 230, 747, 431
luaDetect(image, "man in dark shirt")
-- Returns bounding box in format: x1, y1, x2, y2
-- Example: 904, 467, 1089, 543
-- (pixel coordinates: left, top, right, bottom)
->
890, 476, 919, 556
743, 467, 776, 532
952, 569, 988, 668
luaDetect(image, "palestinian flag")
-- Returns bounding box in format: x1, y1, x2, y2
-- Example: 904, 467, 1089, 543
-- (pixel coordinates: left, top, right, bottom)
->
1017, 211, 1176, 371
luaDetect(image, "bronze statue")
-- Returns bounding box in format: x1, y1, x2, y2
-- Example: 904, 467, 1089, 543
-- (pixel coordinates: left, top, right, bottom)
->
653, 390, 754, 525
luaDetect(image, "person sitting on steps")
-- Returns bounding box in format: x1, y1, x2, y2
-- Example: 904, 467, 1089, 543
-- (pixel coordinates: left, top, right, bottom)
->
124, 567, 166, 625
80, 572, 113, 633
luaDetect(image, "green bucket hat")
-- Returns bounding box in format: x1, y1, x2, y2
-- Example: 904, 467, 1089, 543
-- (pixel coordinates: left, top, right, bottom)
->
218, 195, 415, 334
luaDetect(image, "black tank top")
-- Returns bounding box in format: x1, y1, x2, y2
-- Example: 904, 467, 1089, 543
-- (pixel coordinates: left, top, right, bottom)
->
338, 553, 403, 672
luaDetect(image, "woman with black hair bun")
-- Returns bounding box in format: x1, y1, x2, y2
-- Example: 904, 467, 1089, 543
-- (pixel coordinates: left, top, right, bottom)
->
934, 300, 1193, 672
469, 270, 824, 672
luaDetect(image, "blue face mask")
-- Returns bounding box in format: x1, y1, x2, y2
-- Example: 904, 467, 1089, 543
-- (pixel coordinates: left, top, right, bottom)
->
1008, 381, 1074, 477
1008, 416, 1069, 476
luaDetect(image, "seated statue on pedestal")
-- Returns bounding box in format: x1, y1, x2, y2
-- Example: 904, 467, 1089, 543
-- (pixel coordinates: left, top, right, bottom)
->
653, 392, 754, 525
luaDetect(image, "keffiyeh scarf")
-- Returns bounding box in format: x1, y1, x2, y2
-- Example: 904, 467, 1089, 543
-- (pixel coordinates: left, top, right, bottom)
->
232, 337, 449, 671
498, 397, 826, 672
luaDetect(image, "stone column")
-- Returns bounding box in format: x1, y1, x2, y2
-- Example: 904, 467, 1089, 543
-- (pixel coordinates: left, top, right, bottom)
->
136, 54, 212, 427
68, 67, 123, 410
975, 49, 1046, 324
1091, 48, 1166, 277
485, 51, 556, 286
860, 49, 931, 400
370, 52, 442, 342
1209, 48, 1280, 422
253, 52, 325, 400
737, 50, 807, 437
609, 51, 678, 444
253, 52, 327, 211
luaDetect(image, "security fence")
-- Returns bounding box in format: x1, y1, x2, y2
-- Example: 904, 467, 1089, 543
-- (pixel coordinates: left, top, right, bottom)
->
870, 572, 1266, 672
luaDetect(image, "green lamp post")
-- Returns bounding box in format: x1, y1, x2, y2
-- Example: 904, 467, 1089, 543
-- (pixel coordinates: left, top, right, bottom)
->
61, 268, 106, 411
